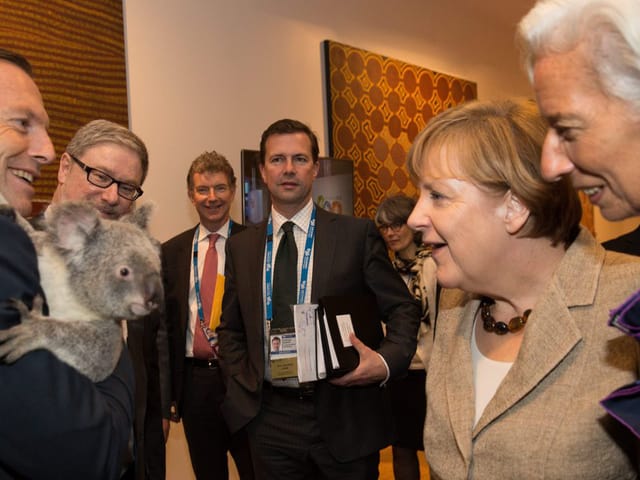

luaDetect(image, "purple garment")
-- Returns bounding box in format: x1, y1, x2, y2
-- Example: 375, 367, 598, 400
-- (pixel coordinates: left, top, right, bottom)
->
601, 287, 640, 438
608, 288, 640, 338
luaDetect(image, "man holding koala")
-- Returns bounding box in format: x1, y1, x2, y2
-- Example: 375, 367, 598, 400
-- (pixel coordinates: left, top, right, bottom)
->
162, 151, 254, 479
0, 49, 135, 478
46, 119, 170, 480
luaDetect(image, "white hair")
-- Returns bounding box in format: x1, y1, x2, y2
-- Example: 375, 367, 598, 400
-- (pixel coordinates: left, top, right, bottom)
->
517, 0, 640, 113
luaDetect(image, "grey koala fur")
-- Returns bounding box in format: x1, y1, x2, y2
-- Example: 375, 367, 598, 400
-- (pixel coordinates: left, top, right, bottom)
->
0, 200, 163, 381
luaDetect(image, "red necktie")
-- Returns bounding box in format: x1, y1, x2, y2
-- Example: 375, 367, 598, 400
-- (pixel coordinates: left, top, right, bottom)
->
193, 233, 219, 359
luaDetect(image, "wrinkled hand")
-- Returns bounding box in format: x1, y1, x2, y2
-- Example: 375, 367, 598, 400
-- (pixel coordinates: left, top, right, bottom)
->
329, 333, 387, 387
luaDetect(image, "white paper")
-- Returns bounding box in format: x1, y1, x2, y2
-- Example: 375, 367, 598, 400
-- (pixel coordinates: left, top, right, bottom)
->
336, 313, 355, 347
323, 311, 340, 369
294, 304, 323, 382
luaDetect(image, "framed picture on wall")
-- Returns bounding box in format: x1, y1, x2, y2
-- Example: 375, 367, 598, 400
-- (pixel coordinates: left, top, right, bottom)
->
241, 149, 354, 225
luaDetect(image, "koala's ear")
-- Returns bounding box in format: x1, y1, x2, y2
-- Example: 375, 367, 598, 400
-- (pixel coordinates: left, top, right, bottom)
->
48, 201, 100, 252
124, 202, 154, 231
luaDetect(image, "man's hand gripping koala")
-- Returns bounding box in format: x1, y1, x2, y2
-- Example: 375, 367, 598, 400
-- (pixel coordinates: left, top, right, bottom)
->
0, 201, 163, 381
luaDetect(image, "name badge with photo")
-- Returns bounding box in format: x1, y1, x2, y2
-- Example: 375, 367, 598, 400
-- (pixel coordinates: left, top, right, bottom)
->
270, 329, 297, 379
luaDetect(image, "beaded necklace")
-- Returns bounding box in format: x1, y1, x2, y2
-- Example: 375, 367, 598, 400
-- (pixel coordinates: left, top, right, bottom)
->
480, 297, 531, 335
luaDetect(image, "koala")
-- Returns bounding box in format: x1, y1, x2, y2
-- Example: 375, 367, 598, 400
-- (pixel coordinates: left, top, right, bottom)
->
0, 200, 163, 382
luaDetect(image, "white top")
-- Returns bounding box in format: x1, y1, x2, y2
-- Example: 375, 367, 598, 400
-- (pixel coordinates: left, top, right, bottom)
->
471, 317, 513, 426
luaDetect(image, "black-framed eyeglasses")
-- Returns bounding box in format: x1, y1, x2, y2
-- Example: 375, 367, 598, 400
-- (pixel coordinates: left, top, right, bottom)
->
69, 153, 144, 201
377, 222, 404, 233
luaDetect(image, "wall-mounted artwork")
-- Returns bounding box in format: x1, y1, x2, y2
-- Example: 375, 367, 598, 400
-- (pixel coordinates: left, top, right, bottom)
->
241, 149, 354, 225
323, 40, 477, 219
323, 40, 595, 233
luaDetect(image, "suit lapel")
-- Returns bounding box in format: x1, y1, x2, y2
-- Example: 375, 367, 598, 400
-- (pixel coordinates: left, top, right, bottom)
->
249, 223, 268, 342
443, 295, 478, 463
310, 207, 335, 302
474, 288, 582, 434
176, 227, 197, 331
474, 229, 602, 434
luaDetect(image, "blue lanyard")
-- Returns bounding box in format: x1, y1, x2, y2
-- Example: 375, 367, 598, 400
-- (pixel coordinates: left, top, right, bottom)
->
265, 207, 316, 321
192, 221, 233, 327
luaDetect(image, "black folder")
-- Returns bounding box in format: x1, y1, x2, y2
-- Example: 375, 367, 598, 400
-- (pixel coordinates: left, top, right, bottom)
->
317, 294, 384, 377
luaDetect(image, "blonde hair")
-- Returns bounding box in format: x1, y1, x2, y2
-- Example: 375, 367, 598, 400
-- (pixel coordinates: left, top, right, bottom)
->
407, 98, 581, 247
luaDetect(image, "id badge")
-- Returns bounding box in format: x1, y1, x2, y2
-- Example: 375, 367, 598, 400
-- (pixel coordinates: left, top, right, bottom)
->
270, 328, 298, 379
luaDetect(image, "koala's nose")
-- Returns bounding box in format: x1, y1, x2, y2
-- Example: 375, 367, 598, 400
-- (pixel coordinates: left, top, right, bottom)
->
145, 272, 164, 311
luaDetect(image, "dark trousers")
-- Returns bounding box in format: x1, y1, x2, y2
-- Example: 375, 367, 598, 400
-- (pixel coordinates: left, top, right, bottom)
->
181, 360, 254, 479
247, 386, 379, 480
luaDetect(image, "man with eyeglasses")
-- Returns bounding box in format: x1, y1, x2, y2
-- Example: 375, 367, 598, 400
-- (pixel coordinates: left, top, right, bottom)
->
45, 119, 170, 480
51, 119, 146, 219
161, 151, 254, 479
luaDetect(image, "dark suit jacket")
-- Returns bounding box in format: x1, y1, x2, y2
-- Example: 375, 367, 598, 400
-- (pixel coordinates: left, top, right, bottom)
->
162, 221, 246, 417
125, 312, 168, 480
217, 206, 420, 462
0, 213, 134, 479
603, 225, 640, 256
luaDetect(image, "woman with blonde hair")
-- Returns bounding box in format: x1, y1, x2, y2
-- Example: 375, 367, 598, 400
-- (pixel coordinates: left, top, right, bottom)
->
407, 98, 640, 479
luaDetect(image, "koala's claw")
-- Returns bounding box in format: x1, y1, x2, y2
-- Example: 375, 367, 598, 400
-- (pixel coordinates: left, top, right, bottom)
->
31, 294, 45, 314
0, 295, 47, 363
0, 323, 34, 363
8, 298, 29, 318
9, 295, 46, 321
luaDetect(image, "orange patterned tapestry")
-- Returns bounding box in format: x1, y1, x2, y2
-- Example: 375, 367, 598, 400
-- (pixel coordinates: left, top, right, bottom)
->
324, 40, 477, 219
323, 40, 594, 232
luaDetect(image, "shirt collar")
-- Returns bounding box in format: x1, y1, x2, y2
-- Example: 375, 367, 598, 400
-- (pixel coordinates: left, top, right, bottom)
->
198, 219, 230, 243
271, 199, 313, 235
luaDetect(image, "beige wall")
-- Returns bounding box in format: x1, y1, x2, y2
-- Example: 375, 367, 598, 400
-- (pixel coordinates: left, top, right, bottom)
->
124, 0, 631, 243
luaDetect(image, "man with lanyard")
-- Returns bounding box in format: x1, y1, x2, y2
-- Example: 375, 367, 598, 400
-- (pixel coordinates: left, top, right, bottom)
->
217, 119, 420, 479
162, 151, 253, 479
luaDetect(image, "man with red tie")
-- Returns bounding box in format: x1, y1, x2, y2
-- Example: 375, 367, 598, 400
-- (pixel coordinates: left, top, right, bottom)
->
162, 151, 253, 479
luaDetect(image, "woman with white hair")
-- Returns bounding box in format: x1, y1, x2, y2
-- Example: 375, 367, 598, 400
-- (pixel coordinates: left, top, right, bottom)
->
518, 0, 640, 439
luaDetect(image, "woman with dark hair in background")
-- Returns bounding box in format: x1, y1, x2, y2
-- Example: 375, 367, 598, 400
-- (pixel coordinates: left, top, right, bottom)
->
375, 194, 436, 480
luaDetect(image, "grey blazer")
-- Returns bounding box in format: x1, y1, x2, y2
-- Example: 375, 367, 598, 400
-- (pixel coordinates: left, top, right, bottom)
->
425, 228, 640, 479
